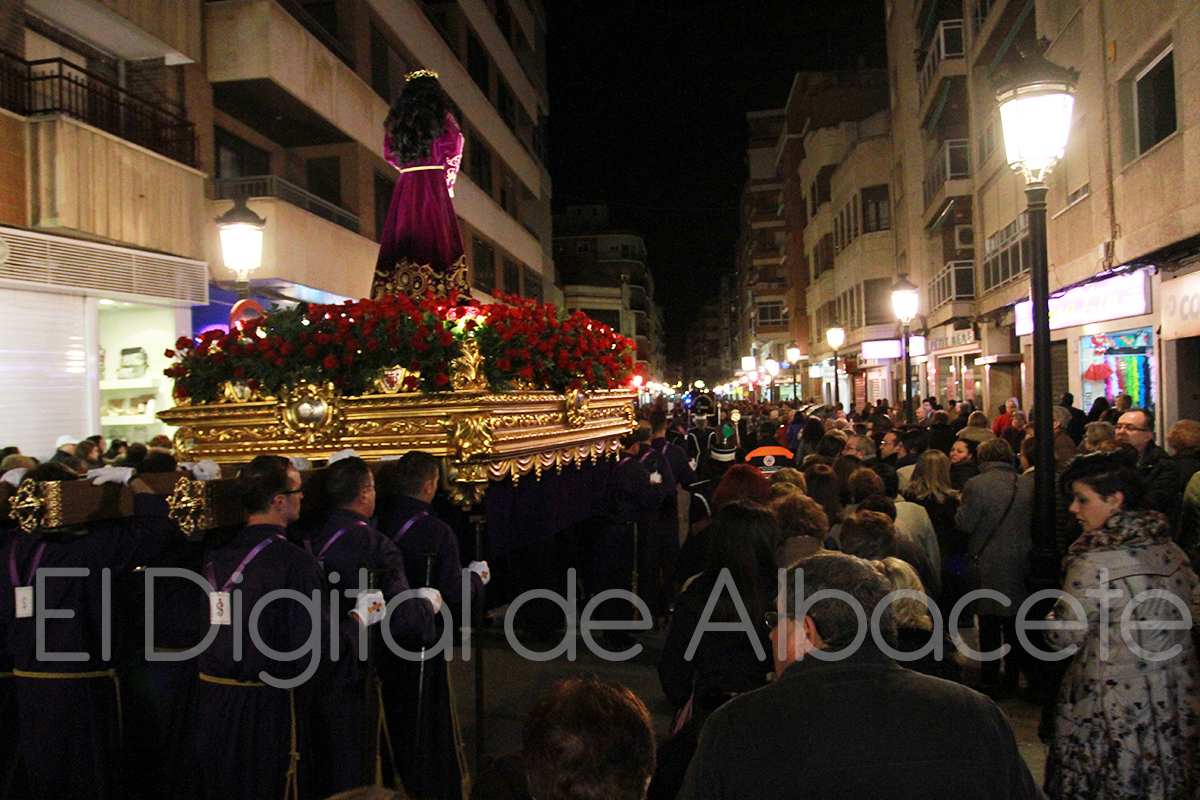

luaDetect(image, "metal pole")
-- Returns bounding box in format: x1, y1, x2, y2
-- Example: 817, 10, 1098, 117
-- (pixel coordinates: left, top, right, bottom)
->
414, 551, 435, 754
1026, 183, 1058, 586
902, 323, 913, 425
792, 366, 797, 402
832, 349, 840, 409
471, 514, 486, 767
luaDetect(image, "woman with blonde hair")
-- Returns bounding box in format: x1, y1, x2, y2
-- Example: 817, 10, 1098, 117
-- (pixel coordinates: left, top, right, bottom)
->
871, 557, 961, 682
903, 450, 966, 612
958, 410, 996, 444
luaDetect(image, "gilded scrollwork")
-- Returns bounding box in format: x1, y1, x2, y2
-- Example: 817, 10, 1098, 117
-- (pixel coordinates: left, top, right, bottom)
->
278, 382, 344, 444
449, 337, 489, 392
10, 479, 45, 534
564, 389, 589, 427
445, 413, 495, 462
166, 478, 208, 539
374, 365, 417, 395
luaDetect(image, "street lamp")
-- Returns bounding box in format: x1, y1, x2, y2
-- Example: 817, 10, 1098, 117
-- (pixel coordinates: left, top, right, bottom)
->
890, 276, 919, 424
786, 344, 801, 403
996, 51, 1077, 586
741, 355, 757, 373
765, 358, 780, 403
826, 327, 844, 409
216, 196, 266, 300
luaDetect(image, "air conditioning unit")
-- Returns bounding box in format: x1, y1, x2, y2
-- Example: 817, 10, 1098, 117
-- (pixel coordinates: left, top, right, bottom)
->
954, 225, 975, 252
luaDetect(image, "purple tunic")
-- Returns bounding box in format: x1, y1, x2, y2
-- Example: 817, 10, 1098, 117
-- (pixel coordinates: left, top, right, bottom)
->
372, 111, 468, 300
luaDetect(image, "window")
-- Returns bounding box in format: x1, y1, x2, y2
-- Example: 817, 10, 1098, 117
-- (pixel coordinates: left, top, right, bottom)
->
306, 156, 341, 206
1135, 48, 1176, 155
215, 128, 269, 179
982, 214, 1031, 291
370, 25, 408, 102
468, 133, 492, 193
861, 185, 890, 232
575, 241, 590, 254
497, 80, 515, 131
373, 172, 395, 243
494, 0, 513, 44
523, 267, 542, 301
503, 258, 520, 295
863, 278, 894, 325
473, 238, 495, 293
499, 171, 518, 216
757, 302, 786, 327
585, 308, 621, 330
852, 195, 859, 238
467, 33, 490, 94
977, 109, 1000, 166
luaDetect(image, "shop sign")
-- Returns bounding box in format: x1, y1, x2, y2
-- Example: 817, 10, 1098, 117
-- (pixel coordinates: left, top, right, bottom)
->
861, 336, 927, 360
928, 329, 977, 351
1015, 270, 1148, 336
1161, 269, 1200, 340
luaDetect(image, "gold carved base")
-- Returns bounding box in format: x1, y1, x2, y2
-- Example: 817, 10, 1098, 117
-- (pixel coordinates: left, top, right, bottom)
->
157, 388, 636, 508
371, 255, 469, 301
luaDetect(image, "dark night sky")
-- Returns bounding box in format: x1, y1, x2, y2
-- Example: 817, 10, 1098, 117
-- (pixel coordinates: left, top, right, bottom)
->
546, 1, 887, 364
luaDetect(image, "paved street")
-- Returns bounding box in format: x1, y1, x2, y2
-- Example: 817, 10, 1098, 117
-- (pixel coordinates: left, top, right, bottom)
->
449, 617, 1048, 788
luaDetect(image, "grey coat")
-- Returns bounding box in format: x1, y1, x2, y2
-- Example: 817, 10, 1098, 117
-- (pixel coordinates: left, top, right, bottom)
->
954, 461, 1032, 616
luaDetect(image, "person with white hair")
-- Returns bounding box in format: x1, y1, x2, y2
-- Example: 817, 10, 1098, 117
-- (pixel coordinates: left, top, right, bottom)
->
46, 434, 79, 464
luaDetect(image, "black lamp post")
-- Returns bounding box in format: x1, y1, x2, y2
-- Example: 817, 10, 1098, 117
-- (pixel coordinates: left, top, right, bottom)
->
996, 52, 1078, 585
826, 327, 844, 409
787, 344, 801, 403
891, 276, 919, 424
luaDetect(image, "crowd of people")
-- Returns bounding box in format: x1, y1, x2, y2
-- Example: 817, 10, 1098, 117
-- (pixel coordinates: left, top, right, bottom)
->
3, 388, 1200, 799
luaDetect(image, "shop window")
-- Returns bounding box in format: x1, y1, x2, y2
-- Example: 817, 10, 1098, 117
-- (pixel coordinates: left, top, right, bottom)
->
1134, 47, 1176, 156
473, 238, 495, 293
1080, 327, 1156, 414
861, 185, 890, 232
503, 258, 520, 295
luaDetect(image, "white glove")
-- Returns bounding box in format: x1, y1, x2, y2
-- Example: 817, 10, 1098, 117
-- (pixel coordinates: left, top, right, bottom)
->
378, 454, 401, 461
288, 456, 312, 471
327, 449, 358, 464
469, 560, 491, 586
415, 587, 442, 613
1, 468, 27, 487
89, 466, 135, 486
192, 459, 221, 481
649, 471, 662, 485
354, 590, 387, 627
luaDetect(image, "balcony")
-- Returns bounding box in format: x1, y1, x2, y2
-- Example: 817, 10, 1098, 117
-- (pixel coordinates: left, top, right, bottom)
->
918, 20, 965, 123
214, 175, 360, 234
0, 50, 196, 166
930, 260, 976, 311
923, 139, 971, 210
205, 0, 383, 149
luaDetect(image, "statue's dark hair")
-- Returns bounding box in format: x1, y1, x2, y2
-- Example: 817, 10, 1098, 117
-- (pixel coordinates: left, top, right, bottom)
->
384, 75, 450, 166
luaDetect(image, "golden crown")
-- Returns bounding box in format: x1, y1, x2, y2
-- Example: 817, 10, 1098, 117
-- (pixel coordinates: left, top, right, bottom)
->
404, 69, 439, 82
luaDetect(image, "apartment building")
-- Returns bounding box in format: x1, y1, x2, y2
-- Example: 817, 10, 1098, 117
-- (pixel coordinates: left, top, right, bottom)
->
886, 0, 1200, 429
553, 205, 666, 383
0, 0, 551, 455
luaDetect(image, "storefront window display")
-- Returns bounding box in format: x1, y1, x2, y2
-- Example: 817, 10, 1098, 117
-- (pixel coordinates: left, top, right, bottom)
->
1080, 326, 1156, 413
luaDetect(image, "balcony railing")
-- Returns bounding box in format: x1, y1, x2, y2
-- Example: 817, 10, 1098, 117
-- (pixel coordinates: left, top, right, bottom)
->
931, 260, 976, 310
0, 50, 196, 166
918, 20, 965, 104
923, 139, 971, 208
214, 175, 361, 234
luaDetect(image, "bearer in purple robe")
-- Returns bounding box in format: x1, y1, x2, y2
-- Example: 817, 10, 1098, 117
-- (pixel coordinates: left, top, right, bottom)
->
190, 455, 376, 800
1, 461, 181, 800
303, 455, 441, 796
371, 69, 469, 300
377, 451, 488, 800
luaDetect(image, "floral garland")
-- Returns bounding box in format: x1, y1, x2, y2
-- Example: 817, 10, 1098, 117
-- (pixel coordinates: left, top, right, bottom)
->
164, 292, 636, 403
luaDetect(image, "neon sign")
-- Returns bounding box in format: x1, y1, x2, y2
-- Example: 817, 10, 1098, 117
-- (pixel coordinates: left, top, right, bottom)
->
1015, 271, 1148, 336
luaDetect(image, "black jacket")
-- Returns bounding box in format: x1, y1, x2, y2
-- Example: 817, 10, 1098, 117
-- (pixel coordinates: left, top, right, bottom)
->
680, 644, 1041, 800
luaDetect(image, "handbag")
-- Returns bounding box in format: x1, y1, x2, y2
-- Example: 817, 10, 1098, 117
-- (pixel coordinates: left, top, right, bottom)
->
963, 473, 1019, 592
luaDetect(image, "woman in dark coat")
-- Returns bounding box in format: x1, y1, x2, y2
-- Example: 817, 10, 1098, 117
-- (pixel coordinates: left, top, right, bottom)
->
948, 437, 980, 491
902, 450, 965, 614
652, 502, 778, 800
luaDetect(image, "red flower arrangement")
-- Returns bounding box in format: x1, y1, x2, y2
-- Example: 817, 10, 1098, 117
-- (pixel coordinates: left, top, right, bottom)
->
165, 292, 635, 404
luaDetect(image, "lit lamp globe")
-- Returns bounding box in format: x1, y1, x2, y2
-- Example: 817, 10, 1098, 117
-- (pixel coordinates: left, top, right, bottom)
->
216, 197, 266, 296
786, 345, 801, 364
890, 276, 919, 325
741, 355, 757, 372
996, 57, 1076, 184
764, 358, 780, 377
826, 327, 845, 350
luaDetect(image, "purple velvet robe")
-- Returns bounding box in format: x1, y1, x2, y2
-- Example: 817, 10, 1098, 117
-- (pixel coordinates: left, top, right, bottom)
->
372, 111, 468, 299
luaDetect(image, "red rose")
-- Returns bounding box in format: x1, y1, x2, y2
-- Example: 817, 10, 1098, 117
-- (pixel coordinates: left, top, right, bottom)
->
174, 385, 189, 398
519, 366, 534, 380
304, 344, 317, 359
233, 366, 246, 379
341, 353, 355, 367
433, 373, 448, 387
280, 342, 293, 356
247, 379, 260, 390
497, 358, 511, 371
334, 376, 347, 388
211, 353, 226, 365
164, 349, 175, 358
323, 354, 338, 370
408, 360, 421, 371
314, 332, 332, 345
176, 336, 192, 350
366, 339, 379, 352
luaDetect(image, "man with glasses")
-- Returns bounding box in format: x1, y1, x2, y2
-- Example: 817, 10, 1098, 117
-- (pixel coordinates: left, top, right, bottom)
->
680, 553, 1039, 799
1116, 408, 1180, 515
